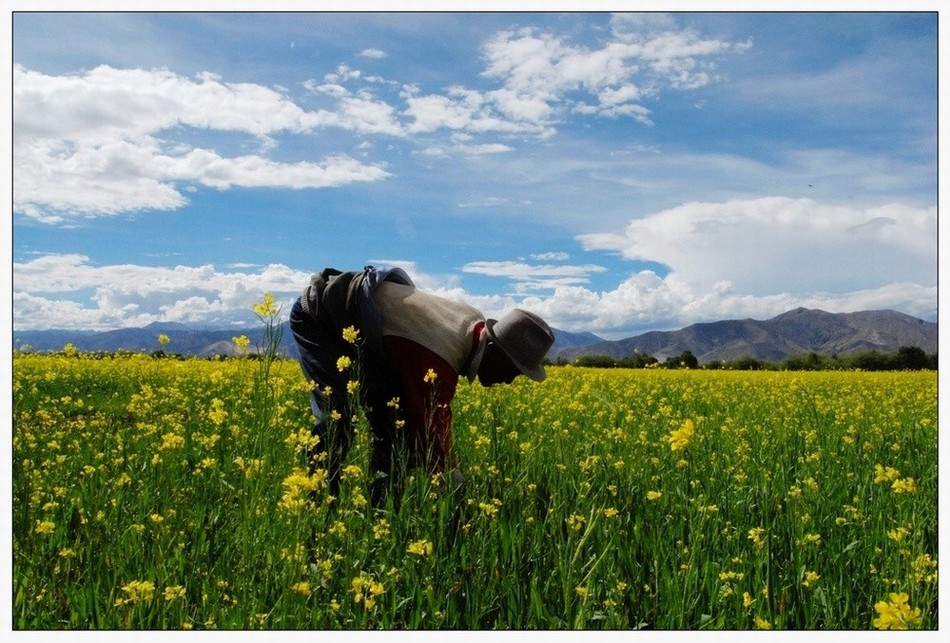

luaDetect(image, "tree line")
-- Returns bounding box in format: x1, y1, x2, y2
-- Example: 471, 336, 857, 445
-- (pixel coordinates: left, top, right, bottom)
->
555, 346, 937, 371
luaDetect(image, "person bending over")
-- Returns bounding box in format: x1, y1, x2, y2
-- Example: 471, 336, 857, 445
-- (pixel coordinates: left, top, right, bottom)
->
290, 265, 554, 507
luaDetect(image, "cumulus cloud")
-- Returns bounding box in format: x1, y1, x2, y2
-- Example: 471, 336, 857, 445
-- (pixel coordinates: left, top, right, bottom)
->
578, 197, 936, 296
487, 196, 938, 335
13, 65, 392, 222
12, 254, 311, 330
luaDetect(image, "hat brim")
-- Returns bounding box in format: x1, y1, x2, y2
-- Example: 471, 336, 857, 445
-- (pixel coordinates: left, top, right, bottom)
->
485, 318, 547, 382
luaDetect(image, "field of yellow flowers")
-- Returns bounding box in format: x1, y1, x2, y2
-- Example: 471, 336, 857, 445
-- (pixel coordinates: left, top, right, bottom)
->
12, 346, 937, 629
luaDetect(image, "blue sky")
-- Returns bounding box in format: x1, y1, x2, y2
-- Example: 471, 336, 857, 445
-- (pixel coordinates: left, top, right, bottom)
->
9, 7, 939, 338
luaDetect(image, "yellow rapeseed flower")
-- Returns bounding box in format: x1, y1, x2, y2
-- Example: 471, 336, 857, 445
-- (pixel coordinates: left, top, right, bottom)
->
748, 527, 766, 549
565, 513, 586, 531
278, 468, 326, 512
802, 571, 820, 588
910, 553, 937, 584
115, 580, 156, 606
160, 433, 185, 450
892, 477, 917, 494
874, 464, 901, 483
407, 539, 433, 557
35, 520, 55, 535
719, 571, 745, 583
666, 419, 695, 451
478, 501, 500, 518
373, 518, 391, 540
423, 368, 438, 383
253, 293, 277, 318
336, 356, 352, 372
351, 574, 385, 609
873, 592, 922, 630
341, 464, 362, 480
231, 335, 251, 353
887, 526, 910, 541
285, 428, 320, 453
234, 456, 263, 477
342, 326, 360, 344
208, 398, 227, 426
291, 581, 312, 598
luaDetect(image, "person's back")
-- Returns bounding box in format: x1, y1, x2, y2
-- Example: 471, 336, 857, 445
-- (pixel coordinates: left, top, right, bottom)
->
375, 280, 485, 376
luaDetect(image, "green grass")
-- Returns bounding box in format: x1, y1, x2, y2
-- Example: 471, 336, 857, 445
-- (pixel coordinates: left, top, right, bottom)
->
12, 351, 938, 630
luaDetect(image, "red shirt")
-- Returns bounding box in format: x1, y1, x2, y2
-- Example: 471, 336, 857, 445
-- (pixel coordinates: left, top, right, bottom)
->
382, 321, 484, 473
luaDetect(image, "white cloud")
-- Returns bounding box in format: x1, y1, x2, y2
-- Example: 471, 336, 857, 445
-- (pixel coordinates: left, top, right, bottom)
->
14, 18, 749, 223
514, 271, 937, 339
479, 23, 745, 122
13, 65, 392, 222
456, 142, 513, 156
11, 246, 938, 337
508, 195, 940, 335
402, 19, 743, 138
530, 252, 570, 261
309, 82, 349, 97
323, 64, 363, 84
335, 94, 405, 135
462, 260, 607, 292
403, 91, 483, 134
12, 254, 311, 330
578, 197, 936, 296
164, 149, 391, 189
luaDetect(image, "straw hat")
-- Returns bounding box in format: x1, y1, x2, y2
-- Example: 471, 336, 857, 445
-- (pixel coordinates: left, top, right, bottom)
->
485, 309, 554, 382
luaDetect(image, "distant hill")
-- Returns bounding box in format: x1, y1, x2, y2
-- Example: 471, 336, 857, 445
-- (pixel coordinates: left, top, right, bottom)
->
550, 328, 605, 352
551, 308, 937, 365
13, 308, 936, 366
13, 321, 300, 357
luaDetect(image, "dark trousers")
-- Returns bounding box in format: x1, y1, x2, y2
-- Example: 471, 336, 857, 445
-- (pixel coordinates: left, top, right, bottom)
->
289, 298, 409, 507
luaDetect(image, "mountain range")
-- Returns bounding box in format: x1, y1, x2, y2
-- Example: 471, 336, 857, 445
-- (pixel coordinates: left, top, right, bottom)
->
12, 308, 937, 366
551, 308, 937, 364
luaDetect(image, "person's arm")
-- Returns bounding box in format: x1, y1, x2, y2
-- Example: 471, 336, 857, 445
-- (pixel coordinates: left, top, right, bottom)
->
382, 336, 459, 474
